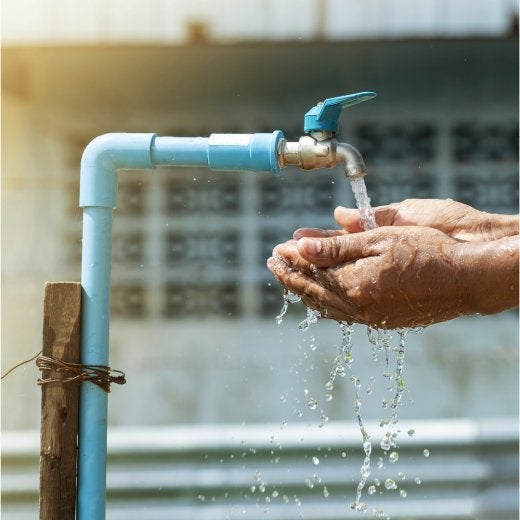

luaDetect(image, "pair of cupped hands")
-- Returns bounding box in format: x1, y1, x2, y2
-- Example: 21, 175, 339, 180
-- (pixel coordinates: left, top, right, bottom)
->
267, 199, 518, 329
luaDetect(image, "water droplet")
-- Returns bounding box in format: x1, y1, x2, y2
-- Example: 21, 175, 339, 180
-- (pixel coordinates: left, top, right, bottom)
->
414, 477, 422, 485
312, 456, 320, 465
323, 486, 329, 498
307, 398, 318, 410
384, 478, 397, 490
324, 381, 334, 391
341, 452, 347, 458
399, 489, 407, 498
325, 393, 333, 401
287, 291, 302, 304
368, 485, 376, 495
380, 438, 392, 451
350, 501, 367, 512
304, 479, 314, 489
374, 478, 380, 486
407, 428, 415, 437
335, 365, 346, 377
423, 449, 430, 457
389, 451, 399, 463
318, 415, 328, 428
398, 471, 406, 480
377, 457, 384, 469
282, 495, 289, 503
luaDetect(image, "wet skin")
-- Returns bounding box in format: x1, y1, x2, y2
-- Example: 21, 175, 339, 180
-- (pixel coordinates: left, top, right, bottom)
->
267, 199, 519, 329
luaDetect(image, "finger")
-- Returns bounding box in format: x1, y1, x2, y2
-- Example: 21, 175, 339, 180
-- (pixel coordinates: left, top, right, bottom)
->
267, 256, 358, 319
296, 234, 371, 267
335, 204, 401, 230
293, 228, 344, 240
333, 207, 364, 232
271, 241, 316, 275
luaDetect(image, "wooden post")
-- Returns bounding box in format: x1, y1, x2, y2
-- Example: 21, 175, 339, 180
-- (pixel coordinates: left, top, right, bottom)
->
39, 282, 81, 520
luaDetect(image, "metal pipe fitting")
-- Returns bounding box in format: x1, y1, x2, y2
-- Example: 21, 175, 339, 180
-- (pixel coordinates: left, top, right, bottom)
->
278, 136, 367, 179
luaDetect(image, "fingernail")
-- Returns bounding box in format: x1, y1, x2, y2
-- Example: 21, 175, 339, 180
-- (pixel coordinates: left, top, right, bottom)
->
300, 238, 322, 256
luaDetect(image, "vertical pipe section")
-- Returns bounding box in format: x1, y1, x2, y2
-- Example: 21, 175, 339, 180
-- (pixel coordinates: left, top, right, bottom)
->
78, 208, 113, 519
78, 133, 156, 520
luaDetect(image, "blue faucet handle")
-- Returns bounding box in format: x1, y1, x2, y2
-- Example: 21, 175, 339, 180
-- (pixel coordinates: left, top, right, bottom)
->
304, 91, 377, 134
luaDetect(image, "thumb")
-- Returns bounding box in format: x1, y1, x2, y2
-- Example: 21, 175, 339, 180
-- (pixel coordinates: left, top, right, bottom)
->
297, 234, 368, 267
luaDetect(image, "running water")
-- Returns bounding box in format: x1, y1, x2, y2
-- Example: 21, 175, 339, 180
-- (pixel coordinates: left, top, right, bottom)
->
275, 176, 416, 516
275, 289, 301, 324
349, 177, 377, 230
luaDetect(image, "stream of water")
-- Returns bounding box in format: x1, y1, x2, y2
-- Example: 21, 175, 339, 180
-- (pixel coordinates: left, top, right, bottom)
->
275, 176, 416, 518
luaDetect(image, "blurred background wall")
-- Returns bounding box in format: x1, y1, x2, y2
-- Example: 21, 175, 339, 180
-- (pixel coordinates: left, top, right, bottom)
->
1, 1, 518, 517
2, 0, 517, 429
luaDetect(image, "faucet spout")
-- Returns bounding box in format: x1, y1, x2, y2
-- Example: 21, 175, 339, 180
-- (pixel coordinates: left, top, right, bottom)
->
336, 142, 367, 180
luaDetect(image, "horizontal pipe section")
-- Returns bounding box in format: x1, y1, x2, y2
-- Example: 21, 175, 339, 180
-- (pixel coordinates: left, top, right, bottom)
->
151, 136, 210, 166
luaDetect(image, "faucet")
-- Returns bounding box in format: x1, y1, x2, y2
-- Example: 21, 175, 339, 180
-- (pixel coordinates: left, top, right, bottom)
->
77, 91, 375, 519
278, 92, 376, 179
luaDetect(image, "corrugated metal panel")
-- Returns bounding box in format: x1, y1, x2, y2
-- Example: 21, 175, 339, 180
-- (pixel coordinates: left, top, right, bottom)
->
1, 0, 518, 46
2, 418, 518, 519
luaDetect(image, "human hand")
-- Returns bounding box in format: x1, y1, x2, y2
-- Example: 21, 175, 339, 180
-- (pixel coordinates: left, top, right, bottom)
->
267, 225, 514, 329
268, 226, 465, 328
296, 199, 518, 242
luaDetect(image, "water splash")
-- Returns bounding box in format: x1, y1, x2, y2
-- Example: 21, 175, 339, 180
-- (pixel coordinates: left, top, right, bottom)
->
380, 329, 408, 427
326, 321, 354, 390
275, 289, 301, 324
271, 176, 421, 517
299, 306, 321, 331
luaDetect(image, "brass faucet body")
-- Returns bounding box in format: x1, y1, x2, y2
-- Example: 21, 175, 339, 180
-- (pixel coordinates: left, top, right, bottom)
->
278, 132, 367, 179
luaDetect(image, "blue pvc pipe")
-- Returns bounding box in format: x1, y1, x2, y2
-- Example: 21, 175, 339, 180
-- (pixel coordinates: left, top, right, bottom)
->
78, 207, 112, 519
151, 136, 210, 165
78, 133, 157, 519
78, 131, 284, 519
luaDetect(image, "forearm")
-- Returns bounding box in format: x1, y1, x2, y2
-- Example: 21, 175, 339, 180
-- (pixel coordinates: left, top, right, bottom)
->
459, 235, 519, 315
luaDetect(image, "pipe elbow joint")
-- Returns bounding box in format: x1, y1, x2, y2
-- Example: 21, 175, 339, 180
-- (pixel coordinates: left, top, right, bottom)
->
80, 133, 156, 208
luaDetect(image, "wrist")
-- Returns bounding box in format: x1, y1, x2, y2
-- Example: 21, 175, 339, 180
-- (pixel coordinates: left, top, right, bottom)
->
483, 213, 519, 240
457, 236, 519, 316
